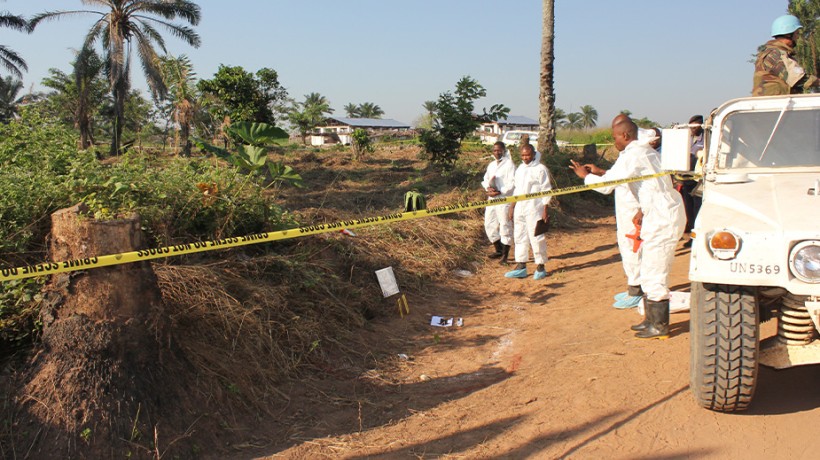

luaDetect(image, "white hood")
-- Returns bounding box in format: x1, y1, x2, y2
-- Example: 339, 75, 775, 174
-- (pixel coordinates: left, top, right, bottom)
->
700, 172, 820, 233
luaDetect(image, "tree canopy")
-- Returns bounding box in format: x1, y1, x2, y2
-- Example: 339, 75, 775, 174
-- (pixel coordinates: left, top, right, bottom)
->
198, 65, 288, 129
30, 0, 202, 156
420, 76, 509, 166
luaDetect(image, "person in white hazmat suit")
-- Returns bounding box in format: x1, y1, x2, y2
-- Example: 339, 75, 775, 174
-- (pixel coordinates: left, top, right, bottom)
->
505, 143, 552, 280
482, 141, 516, 264
609, 127, 660, 309
570, 115, 685, 339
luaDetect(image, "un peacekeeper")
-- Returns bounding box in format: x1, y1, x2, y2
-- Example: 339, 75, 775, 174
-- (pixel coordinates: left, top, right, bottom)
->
753, 14, 820, 96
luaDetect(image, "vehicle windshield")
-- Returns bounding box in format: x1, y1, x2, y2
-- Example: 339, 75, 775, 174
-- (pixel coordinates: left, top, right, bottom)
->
716, 107, 820, 169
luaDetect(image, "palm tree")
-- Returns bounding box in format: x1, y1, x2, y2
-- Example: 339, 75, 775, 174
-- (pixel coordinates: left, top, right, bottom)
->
288, 93, 334, 144
343, 102, 360, 118
158, 54, 197, 156
0, 75, 23, 122
357, 102, 384, 119
30, 1, 201, 156
422, 100, 437, 118
580, 104, 598, 129
42, 48, 107, 149
304, 92, 332, 112
565, 112, 583, 130
553, 107, 567, 127
0, 12, 29, 78
538, 0, 557, 154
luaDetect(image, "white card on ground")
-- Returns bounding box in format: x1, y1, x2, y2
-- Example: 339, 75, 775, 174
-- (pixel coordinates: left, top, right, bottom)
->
375, 267, 400, 298
431, 316, 453, 327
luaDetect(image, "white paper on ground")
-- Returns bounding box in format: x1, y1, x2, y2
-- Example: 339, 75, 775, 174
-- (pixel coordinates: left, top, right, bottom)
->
375, 267, 400, 298
431, 316, 463, 327
431, 316, 453, 327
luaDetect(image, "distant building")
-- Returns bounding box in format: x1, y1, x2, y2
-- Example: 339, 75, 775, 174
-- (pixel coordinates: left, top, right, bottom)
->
311, 117, 412, 146
478, 116, 539, 144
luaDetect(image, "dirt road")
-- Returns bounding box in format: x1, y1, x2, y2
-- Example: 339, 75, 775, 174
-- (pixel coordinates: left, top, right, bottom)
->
260, 218, 820, 459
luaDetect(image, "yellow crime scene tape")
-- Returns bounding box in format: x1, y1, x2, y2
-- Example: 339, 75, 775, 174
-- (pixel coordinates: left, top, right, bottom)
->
0, 171, 697, 282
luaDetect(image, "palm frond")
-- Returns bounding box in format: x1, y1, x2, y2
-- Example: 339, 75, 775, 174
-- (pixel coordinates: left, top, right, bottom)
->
137, 0, 201, 25
29, 10, 105, 29
134, 15, 200, 47
136, 20, 167, 52
0, 12, 28, 31
132, 27, 166, 99
0, 45, 27, 78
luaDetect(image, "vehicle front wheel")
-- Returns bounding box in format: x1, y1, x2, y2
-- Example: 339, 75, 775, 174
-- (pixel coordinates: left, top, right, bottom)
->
690, 282, 759, 412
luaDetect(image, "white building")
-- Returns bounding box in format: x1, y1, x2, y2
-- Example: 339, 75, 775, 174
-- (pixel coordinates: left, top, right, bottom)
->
478, 115, 539, 144
311, 117, 412, 146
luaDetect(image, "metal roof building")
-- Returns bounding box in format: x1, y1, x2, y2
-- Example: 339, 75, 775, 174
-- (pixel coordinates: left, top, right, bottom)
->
311, 117, 412, 146
322, 117, 411, 129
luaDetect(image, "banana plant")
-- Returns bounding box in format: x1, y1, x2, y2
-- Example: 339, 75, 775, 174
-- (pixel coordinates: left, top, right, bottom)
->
195, 122, 302, 188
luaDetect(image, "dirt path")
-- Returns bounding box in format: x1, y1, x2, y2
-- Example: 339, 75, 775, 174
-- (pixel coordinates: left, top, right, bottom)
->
259, 218, 820, 459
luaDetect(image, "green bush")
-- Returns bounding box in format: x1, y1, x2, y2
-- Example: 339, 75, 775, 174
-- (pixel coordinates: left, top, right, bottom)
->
0, 107, 298, 348
0, 106, 82, 254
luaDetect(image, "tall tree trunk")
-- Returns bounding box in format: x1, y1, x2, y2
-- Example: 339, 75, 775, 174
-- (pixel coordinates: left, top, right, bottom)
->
180, 122, 191, 156
538, 0, 557, 156
78, 110, 93, 150
110, 79, 127, 156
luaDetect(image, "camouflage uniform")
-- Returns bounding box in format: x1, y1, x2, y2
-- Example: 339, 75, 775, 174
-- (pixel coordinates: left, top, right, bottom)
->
753, 39, 818, 96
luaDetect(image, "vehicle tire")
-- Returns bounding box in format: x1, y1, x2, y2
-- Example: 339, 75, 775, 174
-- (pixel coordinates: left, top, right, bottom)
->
690, 282, 759, 412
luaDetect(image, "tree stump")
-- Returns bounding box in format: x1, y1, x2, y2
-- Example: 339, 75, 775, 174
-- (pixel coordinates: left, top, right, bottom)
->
582, 143, 598, 163
21, 203, 170, 456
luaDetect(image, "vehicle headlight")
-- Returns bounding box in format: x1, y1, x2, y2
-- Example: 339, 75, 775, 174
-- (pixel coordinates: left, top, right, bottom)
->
708, 230, 741, 260
790, 241, 820, 284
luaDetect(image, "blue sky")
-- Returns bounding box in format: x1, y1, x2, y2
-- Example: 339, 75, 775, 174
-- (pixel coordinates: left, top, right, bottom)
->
2, 0, 791, 127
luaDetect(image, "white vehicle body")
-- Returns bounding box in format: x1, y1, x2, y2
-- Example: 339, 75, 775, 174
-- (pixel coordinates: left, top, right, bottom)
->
500, 130, 569, 148
664, 94, 820, 412
501, 130, 540, 147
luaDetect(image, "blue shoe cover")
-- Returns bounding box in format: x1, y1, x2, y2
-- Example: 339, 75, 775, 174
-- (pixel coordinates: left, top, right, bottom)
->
505, 268, 528, 278
533, 270, 548, 281
613, 291, 629, 302
613, 295, 642, 309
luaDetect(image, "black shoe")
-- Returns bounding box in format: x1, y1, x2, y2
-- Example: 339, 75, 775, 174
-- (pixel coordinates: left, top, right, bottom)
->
630, 294, 649, 331
635, 299, 670, 339
631, 319, 650, 331
498, 244, 511, 265
488, 240, 503, 258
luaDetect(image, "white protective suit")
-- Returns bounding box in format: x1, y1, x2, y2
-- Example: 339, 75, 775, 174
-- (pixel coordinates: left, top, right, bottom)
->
481, 152, 516, 245
612, 128, 659, 288
585, 140, 685, 301
512, 151, 552, 265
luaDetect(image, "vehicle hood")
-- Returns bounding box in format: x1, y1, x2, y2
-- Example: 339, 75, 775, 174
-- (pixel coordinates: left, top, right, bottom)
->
701, 172, 820, 233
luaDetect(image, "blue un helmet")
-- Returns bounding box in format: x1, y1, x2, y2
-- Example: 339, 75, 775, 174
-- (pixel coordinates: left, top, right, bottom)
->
771, 14, 803, 37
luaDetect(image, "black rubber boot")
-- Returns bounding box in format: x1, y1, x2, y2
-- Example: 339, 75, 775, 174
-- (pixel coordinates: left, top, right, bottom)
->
488, 240, 503, 259
630, 295, 649, 331
499, 244, 511, 265
627, 285, 643, 297
635, 299, 670, 339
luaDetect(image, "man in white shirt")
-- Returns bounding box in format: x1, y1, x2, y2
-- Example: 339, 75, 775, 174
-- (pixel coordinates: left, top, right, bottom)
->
482, 141, 516, 263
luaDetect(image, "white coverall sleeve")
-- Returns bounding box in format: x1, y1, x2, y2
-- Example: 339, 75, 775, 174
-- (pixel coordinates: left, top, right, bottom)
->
481, 163, 493, 190
584, 153, 638, 200
498, 162, 516, 195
